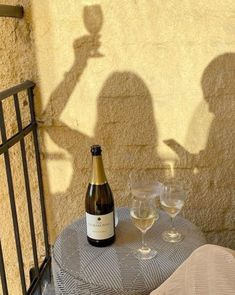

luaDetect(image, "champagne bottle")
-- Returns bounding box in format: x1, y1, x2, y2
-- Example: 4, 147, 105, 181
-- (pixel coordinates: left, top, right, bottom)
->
85, 145, 115, 246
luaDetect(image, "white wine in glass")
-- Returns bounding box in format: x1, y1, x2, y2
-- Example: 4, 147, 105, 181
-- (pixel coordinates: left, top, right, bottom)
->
131, 208, 156, 233
130, 196, 157, 260
160, 199, 184, 218
160, 183, 186, 243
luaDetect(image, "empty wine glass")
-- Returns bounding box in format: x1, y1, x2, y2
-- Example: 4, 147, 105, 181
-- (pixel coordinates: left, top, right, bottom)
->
83, 5, 103, 57
160, 182, 186, 243
130, 195, 157, 260
129, 170, 164, 204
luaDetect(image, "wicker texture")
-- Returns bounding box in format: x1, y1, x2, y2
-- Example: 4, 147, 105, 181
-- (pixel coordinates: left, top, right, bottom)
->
52, 208, 206, 295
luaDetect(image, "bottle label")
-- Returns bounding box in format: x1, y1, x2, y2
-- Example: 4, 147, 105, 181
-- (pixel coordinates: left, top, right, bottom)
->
86, 212, 114, 240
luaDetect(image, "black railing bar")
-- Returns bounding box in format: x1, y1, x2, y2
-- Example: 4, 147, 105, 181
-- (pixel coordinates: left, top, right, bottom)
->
0, 81, 35, 101
0, 122, 36, 155
0, 101, 27, 294
0, 4, 23, 18
27, 256, 51, 295
13, 94, 41, 288
0, 240, 8, 295
28, 88, 50, 258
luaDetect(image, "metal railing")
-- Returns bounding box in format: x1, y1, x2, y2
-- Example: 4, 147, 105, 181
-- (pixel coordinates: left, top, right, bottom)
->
0, 4, 23, 18
0, 81, 51, 295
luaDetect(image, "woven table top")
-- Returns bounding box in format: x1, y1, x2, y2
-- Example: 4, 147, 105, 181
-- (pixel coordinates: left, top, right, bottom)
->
52, 207, 206, 295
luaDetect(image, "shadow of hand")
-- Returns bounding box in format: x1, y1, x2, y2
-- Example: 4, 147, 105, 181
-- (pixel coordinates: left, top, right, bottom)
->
164, 139, 199, 167
73, 35, 101, 60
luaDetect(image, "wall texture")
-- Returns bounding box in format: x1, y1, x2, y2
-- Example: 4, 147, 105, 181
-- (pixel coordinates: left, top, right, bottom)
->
1, 0, 235, 293
32, 0, 235, 246
0, 0, 44, 293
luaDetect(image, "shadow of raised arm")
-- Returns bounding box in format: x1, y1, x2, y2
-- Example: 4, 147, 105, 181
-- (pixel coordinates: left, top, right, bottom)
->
40, 35, 100, 126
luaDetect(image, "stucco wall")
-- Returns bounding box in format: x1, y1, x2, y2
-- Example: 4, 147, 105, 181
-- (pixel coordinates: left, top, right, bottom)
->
0, 0, 44, 293
1, 0, 235, 293
32, 0, 235, 245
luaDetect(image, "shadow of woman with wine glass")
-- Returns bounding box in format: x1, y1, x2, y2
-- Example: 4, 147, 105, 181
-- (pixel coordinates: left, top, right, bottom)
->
40, 9, 164, 241
39, 33, 98, 241
42, 71, 164, 242
164, 53, 235, 247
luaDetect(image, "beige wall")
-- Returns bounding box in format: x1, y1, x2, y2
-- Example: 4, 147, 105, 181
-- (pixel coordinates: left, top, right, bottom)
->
1, 0, 235, 293
32, 0, 235, 245
0, 0, 43, 293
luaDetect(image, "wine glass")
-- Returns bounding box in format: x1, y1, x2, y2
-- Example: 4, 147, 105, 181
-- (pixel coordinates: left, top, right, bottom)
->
160, 182, 186, 243
83, 5, 103, 57
129, 170, 164, 203
130, 195, 157, 260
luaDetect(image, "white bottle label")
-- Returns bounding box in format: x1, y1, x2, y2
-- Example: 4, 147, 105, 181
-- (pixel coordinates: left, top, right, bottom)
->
86, 212, 114, 240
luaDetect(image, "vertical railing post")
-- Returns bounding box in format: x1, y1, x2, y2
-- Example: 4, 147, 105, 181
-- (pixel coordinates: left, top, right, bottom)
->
0, 101, 27, 295
27, 87, 50, 259
13, 93, 42, 294
0, 81, 51, 295
0, 240, 8, 295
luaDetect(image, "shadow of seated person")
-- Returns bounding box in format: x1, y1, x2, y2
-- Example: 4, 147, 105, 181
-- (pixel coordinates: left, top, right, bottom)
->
164, 54, 235, 246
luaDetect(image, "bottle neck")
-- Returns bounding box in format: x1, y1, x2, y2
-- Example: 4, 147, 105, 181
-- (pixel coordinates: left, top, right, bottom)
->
91, 155, 107, 185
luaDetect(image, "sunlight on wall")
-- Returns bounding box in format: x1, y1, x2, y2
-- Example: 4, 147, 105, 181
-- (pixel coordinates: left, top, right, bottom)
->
43, 132, 73, 194
1, 2, 235, 294
31, 0, 233, 158
31, 0, 235, 246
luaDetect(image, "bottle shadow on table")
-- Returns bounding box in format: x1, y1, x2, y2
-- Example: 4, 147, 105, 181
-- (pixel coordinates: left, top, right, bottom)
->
115, 220, 140, 245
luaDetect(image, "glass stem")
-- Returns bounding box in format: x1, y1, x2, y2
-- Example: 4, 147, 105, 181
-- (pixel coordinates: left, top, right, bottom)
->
170, 217, 176, 232
141, 231, 147, 250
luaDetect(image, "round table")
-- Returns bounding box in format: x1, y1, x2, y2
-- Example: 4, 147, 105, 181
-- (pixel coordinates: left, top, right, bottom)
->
52, 207, 206, 295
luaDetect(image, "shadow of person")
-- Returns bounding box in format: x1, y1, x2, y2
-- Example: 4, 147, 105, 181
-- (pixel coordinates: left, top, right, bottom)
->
164, 53, 235, 247
39, 33, 101, 241
93, 72, 164, 198
40, 40, 163, 241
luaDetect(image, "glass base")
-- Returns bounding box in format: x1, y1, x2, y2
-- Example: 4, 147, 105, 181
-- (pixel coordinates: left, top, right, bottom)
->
133, 247, 157, 260
162, 229, 184, 243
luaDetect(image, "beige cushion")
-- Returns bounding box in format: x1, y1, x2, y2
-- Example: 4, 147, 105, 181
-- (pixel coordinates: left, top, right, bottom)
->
150, 244, 235, 295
